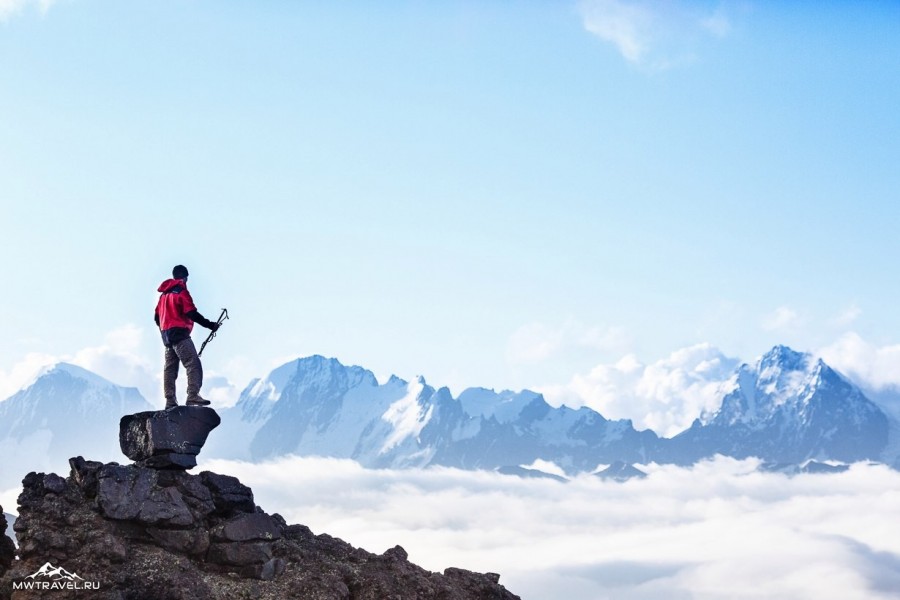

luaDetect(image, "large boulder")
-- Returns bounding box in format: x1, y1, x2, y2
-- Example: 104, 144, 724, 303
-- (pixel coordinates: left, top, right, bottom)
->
120, 407, 220, 469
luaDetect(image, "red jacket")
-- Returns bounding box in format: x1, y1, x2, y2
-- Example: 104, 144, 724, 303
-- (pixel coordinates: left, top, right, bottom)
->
155, 279, 197, 332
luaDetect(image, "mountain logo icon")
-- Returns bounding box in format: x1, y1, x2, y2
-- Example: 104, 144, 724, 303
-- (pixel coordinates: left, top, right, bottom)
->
25, 561, 85, 581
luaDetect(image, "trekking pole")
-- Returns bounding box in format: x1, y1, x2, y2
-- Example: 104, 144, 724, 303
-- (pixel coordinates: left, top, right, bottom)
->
198, 308, 229, 357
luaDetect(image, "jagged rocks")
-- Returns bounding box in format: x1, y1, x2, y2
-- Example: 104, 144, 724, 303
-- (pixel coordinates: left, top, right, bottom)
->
0, 457, 520, 600
120, 407, 220, 469
0, 508, 14, 578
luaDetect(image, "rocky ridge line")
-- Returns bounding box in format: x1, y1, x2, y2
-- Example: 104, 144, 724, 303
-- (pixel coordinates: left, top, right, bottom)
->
0, 457, 518, 600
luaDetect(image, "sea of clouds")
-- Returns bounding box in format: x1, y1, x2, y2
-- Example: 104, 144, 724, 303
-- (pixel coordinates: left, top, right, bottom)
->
191, 455, 900, 600
3, 454, 899, 598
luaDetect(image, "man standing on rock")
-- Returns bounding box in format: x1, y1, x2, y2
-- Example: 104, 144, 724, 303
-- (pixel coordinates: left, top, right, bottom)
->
154, 265, 220, 409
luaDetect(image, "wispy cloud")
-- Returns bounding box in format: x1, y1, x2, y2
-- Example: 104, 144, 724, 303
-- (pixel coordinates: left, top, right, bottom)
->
200, 455, 900, 600
541, 343, 738, 436
578, 0, 734, 69
0, 0, 55, 21
506, 319, 628, 365
832, 304, 863, 327
761, 305, 803, 332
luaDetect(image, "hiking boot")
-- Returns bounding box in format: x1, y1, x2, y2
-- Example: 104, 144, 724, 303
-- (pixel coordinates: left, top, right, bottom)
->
186, 396, 211, 406
165, 398, 178, 410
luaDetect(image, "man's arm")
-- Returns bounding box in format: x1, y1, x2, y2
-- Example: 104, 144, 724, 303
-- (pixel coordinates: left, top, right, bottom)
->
187, 309, 219, 331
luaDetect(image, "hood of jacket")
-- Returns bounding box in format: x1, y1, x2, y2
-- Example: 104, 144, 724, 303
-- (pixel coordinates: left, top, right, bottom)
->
158, 278, 187, 293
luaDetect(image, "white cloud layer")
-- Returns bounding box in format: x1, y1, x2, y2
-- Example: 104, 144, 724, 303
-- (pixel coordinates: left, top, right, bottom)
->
541, 343, 738, 437
197, 455, 900, 600
578, 0, 733, 69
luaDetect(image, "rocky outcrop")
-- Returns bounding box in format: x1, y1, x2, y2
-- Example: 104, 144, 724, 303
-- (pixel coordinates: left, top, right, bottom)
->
0, 456, 519, 600
0, 509, 13, 578
120, 407, 221, 469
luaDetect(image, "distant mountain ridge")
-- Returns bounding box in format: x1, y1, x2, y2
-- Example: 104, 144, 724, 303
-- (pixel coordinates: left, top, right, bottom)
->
0, 363, 153, 489
0, 347, 894, 479
205, 347, 894, 472
205, 355, 662, 473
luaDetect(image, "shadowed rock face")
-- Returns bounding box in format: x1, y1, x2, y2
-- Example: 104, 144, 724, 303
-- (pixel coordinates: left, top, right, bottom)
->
120, 407, 221, 470
0, 457, 519, 600
0, 509, 13, 578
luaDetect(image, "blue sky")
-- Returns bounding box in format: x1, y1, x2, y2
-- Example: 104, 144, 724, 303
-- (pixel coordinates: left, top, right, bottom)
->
2, 1, 899, 420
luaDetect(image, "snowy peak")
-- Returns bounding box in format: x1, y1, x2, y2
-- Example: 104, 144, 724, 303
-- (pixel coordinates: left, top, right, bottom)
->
757, 344, 808, 374
713, 346, 830, 426
677, 345, 889, 464
12, 362, 137, 399
236, 355, 381, 423
2, 362, 147, 412
286, 355, 378, 389
0, 362, 153, 489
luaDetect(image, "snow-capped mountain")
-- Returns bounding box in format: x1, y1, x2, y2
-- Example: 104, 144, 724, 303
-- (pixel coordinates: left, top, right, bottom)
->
207, 349, 892, 471
206, 355, 662, 473
0, 363, 153, 489
0, 347, 891, 481
667, 345, 890, 464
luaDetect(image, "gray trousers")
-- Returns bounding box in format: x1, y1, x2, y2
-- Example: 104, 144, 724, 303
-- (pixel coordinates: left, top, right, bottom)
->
163, 338, 203, 405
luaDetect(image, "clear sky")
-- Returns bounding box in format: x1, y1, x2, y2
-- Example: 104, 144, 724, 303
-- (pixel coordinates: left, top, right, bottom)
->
2, 1, 899, 420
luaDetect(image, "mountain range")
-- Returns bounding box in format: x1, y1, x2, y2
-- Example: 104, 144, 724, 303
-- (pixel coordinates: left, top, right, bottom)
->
0, 346, 896, 487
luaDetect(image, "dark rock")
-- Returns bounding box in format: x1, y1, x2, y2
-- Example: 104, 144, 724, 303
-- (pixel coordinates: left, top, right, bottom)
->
200, 471, 256, 515
147, 527, 210, 555
211, 512, 282, 543
246, 557, 286, 581
382, 545, 408, 562
207, 541, 274, 566
140, 452, 199, 469
444, 567, 505, 589
0, 457, 521, 599
120, 406, 221, 470
43, 472, 68, 494
0, 508, 14, 577
95, 463, 215, 526
69, 455, 104, 497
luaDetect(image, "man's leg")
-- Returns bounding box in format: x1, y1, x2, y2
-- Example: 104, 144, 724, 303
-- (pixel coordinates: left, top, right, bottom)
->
163, 345, 180, 409
173, 338, 208, 405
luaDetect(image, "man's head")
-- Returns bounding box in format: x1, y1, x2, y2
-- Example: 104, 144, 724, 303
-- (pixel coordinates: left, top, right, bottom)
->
172, 265, 189, 280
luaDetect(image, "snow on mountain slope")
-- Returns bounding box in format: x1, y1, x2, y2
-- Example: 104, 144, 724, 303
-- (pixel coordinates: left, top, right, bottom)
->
1, 346, 890, 478
0, 363, 153, 488
206, 356, 662, 473
670, 346, 889, 464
